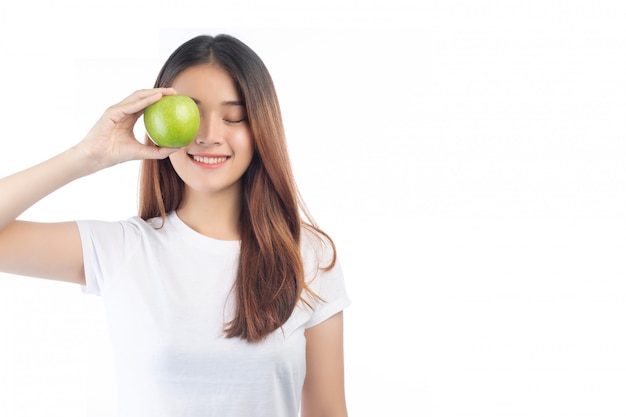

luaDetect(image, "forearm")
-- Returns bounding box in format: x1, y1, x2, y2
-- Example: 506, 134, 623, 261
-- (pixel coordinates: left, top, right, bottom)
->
0, 146, 96, 230
0, 88, 177, 232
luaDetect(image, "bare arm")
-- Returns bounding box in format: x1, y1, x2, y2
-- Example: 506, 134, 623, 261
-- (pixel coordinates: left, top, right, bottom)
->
302, 311, 349, 417
0, 88, 178, 284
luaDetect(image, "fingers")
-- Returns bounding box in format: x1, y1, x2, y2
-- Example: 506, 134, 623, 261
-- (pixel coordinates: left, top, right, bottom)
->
112, 88, 178, 121
118, 87, 177, 106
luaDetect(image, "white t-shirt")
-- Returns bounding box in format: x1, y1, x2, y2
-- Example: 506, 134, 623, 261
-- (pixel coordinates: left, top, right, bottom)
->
76, 211, 350, 417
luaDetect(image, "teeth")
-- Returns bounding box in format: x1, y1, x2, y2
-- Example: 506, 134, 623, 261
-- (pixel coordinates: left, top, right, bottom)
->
192, 155, 228, 164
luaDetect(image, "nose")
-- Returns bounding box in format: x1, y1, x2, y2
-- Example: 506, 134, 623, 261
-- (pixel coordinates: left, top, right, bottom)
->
194, 115, 222, 146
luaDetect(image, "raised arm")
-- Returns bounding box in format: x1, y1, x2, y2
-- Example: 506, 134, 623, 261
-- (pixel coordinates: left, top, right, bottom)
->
0, 88, 178, 284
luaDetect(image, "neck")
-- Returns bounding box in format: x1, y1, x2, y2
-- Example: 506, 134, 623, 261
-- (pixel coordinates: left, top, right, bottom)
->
176, 185, 242, 241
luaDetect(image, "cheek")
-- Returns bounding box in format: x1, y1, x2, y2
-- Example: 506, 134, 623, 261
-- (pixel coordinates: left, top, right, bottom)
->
168, 150, 189, 174
232, 132, 255, 159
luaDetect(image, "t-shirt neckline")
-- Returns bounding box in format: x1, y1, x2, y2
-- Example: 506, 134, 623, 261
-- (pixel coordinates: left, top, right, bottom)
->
166, 210, 242, 249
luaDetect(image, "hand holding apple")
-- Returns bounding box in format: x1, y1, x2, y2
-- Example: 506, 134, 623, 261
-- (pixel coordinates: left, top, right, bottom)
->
76, 88, 181, 174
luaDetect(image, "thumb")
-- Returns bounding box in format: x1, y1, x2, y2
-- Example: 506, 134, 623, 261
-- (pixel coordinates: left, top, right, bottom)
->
133, 144, 179, 160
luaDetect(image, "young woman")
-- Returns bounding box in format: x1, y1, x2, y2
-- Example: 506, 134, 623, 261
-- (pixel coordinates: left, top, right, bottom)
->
0, 34, 350, 417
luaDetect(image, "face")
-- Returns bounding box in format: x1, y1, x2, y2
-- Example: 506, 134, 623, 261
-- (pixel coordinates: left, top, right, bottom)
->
168, 64, 254, 197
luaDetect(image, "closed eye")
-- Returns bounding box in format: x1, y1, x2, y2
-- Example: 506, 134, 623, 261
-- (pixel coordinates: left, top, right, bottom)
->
224, 118, 247, 124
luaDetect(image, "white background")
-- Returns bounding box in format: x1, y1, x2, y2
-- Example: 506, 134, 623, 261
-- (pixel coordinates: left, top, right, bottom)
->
0, 1, 625, 416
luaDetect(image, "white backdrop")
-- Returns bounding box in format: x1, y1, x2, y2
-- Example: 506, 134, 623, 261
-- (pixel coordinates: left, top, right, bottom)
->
0, 1, 625, 416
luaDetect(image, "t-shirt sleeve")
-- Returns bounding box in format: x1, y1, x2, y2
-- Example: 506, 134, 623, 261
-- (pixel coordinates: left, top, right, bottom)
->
75, 219, 137, 296
304, 259, 351, 329
301, 231, 351, 329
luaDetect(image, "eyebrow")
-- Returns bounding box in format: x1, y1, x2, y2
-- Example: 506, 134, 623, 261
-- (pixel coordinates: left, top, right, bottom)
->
190, 98, 244, 107
222, 100, 244, 107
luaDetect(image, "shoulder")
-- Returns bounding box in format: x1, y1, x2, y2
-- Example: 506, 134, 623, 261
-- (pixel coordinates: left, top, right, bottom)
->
300, 225, 337, 273
76, 215, 160, 236
75, 215, 169, 253
298, 225, 350, 328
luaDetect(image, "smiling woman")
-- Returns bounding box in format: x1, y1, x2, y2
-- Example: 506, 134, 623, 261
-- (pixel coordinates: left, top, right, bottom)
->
0, 34, 350, 417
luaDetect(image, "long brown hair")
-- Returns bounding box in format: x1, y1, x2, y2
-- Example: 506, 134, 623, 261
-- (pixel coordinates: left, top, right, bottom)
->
138, 34, 336, 342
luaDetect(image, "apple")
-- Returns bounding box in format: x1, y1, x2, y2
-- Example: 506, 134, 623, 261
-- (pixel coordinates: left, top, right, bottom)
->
144, 95, 200, 147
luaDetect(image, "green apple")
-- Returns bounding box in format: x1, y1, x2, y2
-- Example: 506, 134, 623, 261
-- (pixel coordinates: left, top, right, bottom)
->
144, 95, 200, 147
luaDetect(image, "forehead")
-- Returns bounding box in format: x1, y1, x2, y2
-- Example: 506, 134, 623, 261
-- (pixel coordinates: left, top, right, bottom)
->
172, 64, 240, 100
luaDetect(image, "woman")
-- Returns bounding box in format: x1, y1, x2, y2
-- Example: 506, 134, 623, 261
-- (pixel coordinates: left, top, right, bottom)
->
0, 34, 350, 417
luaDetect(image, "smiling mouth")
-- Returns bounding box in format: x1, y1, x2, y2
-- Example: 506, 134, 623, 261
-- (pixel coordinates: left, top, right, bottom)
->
190, 155, 230, 164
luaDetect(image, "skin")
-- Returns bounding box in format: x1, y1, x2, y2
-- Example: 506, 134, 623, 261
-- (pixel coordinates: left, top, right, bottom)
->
0, 64, 348, 416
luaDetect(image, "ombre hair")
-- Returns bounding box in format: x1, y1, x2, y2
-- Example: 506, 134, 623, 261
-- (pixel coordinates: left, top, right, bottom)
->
138, 34, 336, 342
